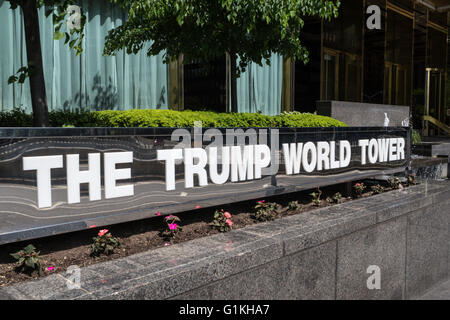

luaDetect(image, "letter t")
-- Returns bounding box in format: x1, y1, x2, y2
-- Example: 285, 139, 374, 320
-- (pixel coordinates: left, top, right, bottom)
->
23, 155, 63, 208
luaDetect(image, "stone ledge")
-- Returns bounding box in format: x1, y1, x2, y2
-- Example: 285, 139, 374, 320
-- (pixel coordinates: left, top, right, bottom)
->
1, 181, 449, 300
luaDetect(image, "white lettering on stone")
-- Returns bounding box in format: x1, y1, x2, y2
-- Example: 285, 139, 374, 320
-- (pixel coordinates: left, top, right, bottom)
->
23, 155, 63, 208
66, 153, 101, 204
157, 149, 183, 191
359, 139, 369, 165
230, 145, 254, 182
104, 152, 134, 199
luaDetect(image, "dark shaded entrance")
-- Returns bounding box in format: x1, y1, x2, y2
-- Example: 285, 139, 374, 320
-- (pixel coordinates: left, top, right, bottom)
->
183, 55, 227, 112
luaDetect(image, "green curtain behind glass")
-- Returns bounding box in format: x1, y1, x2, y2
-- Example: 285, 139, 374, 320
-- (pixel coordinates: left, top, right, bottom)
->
235, 53, 282, 115
0, 0, 169, 112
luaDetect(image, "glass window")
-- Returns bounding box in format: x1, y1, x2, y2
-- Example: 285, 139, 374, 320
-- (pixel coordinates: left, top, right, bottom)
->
427, 28, 447, 70
390, 0, 413, 11
321, 0, 363, 102
323, 50, 337, 100
412, 3, 427, 129
422, 28, 447, 133
425, 27, 447, 125
294, 18, 322, 112
364, 0, 386, 104
183, 56, 227, 112
429, 10, 447, 27
385, 9, 413, 106
446, 21, 450, 126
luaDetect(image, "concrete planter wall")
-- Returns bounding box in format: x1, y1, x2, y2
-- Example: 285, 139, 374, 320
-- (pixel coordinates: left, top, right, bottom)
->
1, 180, 449, 300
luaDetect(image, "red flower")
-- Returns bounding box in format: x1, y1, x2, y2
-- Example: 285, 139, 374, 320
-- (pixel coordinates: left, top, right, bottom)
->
169, 223, 178, 231
98, 229, 109, 237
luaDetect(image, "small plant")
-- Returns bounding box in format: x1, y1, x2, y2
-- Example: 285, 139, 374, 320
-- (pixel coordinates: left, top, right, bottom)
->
371, 184, 385, 194
254, 200, 278, 222
331, 192, 343, 204
213, 209, 233, 232
387, 177, 402, 189
407, 174, 417, 186
353, 183, 366, 198
287, 201, 302, 211
10, 244, 42, 275
162, 215, 182, 238
310, 188, 322, 206
91, 229, 120, 256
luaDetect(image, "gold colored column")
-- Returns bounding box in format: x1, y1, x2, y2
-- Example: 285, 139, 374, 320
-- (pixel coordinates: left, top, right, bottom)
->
169, 54, 184, 111
281, 57, 294, 112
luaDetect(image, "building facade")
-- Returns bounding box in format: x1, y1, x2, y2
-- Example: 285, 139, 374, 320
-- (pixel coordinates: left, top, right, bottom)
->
0, 0, 449, 129
287, 0, 450, 131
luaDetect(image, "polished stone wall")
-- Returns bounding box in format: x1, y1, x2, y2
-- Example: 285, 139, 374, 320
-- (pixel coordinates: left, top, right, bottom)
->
0, 127, 409, 245
317, 100, 410, 127
1, 180, 448, 300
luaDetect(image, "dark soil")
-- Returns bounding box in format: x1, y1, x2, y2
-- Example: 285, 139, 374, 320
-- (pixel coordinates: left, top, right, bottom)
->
0, 179, 413, 287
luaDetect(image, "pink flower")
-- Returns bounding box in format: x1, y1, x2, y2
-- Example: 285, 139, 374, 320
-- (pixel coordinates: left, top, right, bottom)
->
89, 225, 96, 228
156, 212, 161, 216
47, 266, 55, 272
169, 223, 178, 231
224, 212, 232, 219
165, 243, 171, 247
226, 219, 233, 227
165, 215, 173, 220
98, 229, 108, 237
258, 200, 265, 203
195, 205, 201, 209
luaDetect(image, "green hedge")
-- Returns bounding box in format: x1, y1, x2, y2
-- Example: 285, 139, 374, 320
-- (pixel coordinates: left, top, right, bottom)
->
412, 129, 422, 145
0, 108, 348, 128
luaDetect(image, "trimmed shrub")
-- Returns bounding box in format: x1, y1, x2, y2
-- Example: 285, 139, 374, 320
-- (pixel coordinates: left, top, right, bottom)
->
412, 129, 422, 145
0, 108, 348, 128
89, 109, 348, 128
0, 108, 33, 127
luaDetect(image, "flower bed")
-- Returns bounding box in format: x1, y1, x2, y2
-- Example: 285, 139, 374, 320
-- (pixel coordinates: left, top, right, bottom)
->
0, 176, 417, 287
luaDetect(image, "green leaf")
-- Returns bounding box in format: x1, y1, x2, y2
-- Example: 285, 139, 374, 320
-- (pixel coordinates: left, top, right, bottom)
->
24, 244, 36, 253
17, 66, 28, 73
8, 76, 17, 84
25, 258, 35, 269
64, 33, 70, 44
18, 73, 26, 84
10, 253, 20, 260
53, 31, 65, 40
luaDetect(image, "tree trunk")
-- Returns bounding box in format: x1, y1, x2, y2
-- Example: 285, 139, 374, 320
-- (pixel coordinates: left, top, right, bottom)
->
229, 51, 238, 113
20, 0, 49, 127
